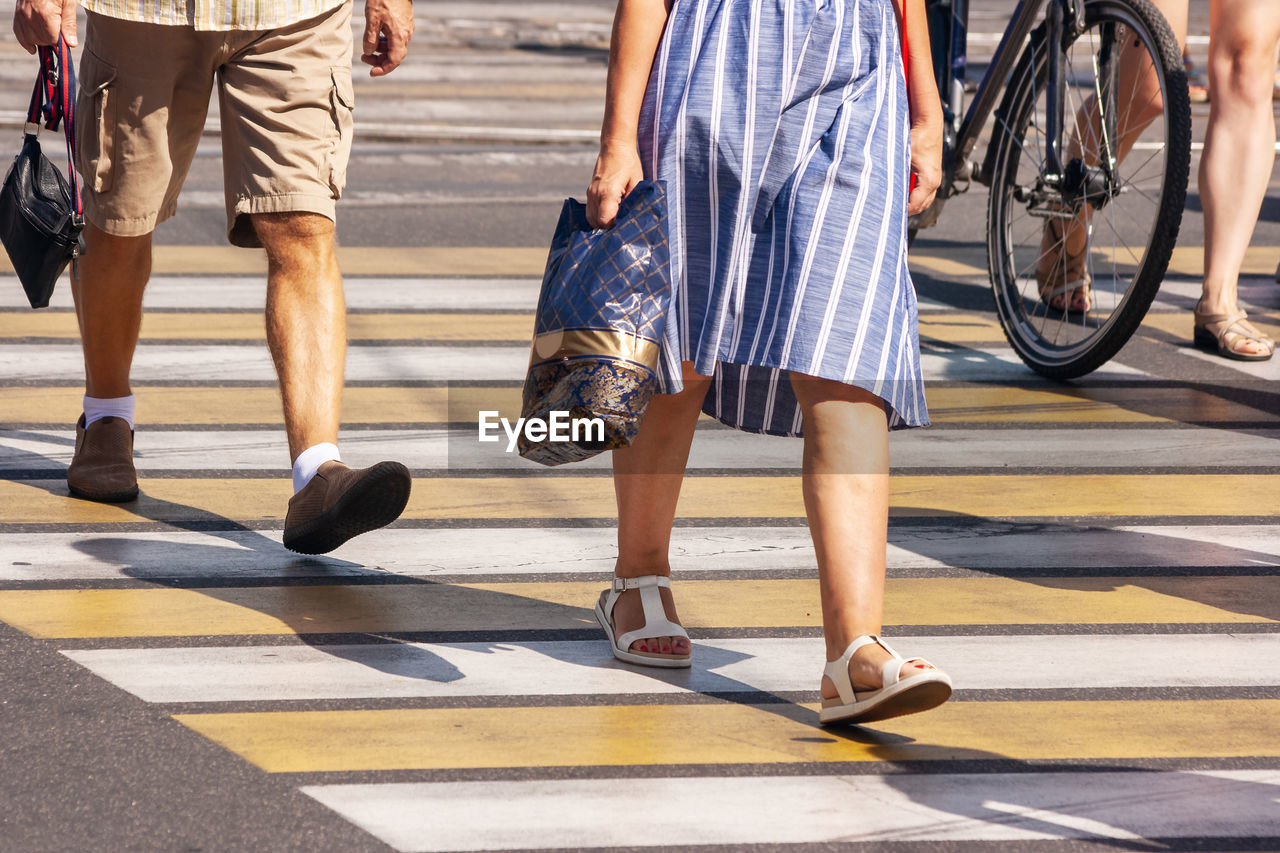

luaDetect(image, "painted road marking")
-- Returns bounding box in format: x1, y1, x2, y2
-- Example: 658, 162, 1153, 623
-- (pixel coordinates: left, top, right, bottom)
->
61, 634, 1280, 703
0, 277, 544, 312
0, 343, 1153, 383
1, 576, 1272, 638
1, 524, 1278, 581
3, 474, 1280, 524
0, 312, 537, 343
6, 427, 1280, 472
0, 311, 1005, 346
4, 385, 1268, 426
1, 243, 1274, 285
0, 247, 549, 277
174, 700, 1280, 772
302, 771, 1280, 852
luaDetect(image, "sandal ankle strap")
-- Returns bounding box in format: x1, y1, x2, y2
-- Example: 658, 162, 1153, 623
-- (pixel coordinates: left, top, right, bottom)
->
1194, 307, 1248, 326
823, 634, 904, 706
612, 575, 671, 593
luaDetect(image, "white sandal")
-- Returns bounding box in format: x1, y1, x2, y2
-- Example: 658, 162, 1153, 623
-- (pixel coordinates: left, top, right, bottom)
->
594, 575, 691, 668
819, 634, 952, 725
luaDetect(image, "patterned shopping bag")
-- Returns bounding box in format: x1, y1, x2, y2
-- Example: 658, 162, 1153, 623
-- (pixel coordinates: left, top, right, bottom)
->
518, 181, 671, 465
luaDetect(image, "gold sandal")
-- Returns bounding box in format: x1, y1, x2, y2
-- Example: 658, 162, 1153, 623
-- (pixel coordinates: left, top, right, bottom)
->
1193, 305, 1275, 362
1036, 215, 1092, 313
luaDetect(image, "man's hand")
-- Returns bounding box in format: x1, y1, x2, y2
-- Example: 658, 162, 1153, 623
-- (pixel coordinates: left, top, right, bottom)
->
361, 0, 413, 77
13, 0, 77, 54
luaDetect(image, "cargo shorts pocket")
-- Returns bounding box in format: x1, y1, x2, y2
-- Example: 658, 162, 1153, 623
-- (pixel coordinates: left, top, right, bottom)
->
75, 48, 117, 195
325, 67, 355, 197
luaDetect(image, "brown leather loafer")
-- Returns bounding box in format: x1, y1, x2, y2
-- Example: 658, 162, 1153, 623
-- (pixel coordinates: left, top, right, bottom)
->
283, 460, 412, 554
67, 415, 139, 503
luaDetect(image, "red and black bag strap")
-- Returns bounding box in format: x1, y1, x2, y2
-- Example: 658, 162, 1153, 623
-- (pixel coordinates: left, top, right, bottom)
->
25, 35, 82, 218
901, 0, 917, 195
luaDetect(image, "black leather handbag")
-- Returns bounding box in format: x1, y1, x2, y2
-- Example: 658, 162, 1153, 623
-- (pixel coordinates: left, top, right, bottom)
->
0, 36, 84, 309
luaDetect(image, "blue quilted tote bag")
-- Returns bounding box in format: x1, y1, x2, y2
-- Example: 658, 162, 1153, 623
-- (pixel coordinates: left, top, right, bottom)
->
518, 181, 671, 465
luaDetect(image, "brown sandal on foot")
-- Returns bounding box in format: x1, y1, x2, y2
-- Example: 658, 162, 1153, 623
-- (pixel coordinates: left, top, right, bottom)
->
1193, 306, 1275, 362
1036, 215, 1092, 313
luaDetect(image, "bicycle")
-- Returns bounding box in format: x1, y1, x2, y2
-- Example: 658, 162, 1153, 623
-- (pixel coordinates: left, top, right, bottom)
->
910, 0, 1192, 378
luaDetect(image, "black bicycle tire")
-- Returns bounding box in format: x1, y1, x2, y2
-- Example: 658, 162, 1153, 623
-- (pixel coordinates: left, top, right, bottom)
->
984, 0, 1192, 379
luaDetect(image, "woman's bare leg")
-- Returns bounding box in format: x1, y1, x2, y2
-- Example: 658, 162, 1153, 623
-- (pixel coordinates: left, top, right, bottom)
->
788, 374, 935, 696
610, 361, 711, 656
1198, 0, 1280, 354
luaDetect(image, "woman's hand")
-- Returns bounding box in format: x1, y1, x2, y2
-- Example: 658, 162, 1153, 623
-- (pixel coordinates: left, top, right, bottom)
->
907, 110, 943, 216
587, 145, 645, 229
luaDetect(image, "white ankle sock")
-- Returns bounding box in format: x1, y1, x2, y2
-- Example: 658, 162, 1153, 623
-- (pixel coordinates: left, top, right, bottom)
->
292, 442, 342, 493
84, 394, 136, 429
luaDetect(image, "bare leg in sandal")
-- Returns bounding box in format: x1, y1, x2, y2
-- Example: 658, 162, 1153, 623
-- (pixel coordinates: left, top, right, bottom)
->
1037, 0, 1190, 315
1037, 215, 1092, 313
606, 361, 710, 662
1197, 0, 1280, 360
789, 375, 949, 721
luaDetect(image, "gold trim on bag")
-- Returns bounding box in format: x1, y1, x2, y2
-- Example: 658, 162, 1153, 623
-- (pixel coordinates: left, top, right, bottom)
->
530, 328, 661, 370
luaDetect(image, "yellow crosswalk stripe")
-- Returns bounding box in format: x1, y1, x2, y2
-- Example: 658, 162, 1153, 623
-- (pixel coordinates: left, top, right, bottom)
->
2, 474, 1278, 524
8, 246, 987, 277
173, 699, 1280, 772
2, 245, 1273, 277
0, 312, 537, 342
352, 82, 606, 99
0, 247, 551, 277
927, 386, 1277, 423
0, 576, 1269, 638
0, 311, 1005, 345
918, 313, 1006, 342
3, 385, 1270, 426
1162, 246, 1279, 277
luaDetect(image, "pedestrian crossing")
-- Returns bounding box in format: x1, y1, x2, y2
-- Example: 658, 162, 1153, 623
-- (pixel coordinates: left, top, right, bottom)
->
2, 247, 1279, 851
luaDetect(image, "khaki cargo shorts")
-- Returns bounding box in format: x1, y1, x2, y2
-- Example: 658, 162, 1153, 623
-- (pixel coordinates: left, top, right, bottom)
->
75, 4, 354, 248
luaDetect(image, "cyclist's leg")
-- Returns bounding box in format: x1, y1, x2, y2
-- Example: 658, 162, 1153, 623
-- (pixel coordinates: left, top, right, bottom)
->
1079, 0, 1189, 164
1197, 0, 1280, 356
1040, 0, 1189, 311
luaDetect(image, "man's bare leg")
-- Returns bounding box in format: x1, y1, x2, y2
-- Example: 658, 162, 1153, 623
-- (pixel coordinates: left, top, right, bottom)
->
254, 211, 410, 554
254, 211, 345, 460
65, 223, 151, 502
72, 223, 151, 399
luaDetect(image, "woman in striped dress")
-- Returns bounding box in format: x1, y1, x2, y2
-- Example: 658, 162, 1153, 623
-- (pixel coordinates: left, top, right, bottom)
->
588, 0, 951, 723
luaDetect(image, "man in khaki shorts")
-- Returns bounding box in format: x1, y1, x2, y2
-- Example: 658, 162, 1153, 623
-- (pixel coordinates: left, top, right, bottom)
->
13, 0, 415, 554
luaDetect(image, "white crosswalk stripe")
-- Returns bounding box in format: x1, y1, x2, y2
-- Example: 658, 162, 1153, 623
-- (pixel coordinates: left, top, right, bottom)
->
62, 634, 1280, 703
2, 524, 1279, 581
5, 427, 1280, 471
301, 771, 1280, 852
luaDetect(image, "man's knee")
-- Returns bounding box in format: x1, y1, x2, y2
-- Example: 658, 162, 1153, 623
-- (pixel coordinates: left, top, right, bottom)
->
251, 212, 337, 269
81, 222, 153, 277
251, 211, 334, 238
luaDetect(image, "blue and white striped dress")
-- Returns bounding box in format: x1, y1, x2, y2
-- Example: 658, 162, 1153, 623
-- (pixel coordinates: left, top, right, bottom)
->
638, 0, 928, 434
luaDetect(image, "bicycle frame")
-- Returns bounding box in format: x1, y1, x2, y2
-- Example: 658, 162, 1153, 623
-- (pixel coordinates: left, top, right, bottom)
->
918, 0, 1097, 228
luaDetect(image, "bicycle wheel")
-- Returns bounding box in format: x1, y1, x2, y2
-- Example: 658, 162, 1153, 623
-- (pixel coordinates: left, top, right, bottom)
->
985, 0, 1191, 378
